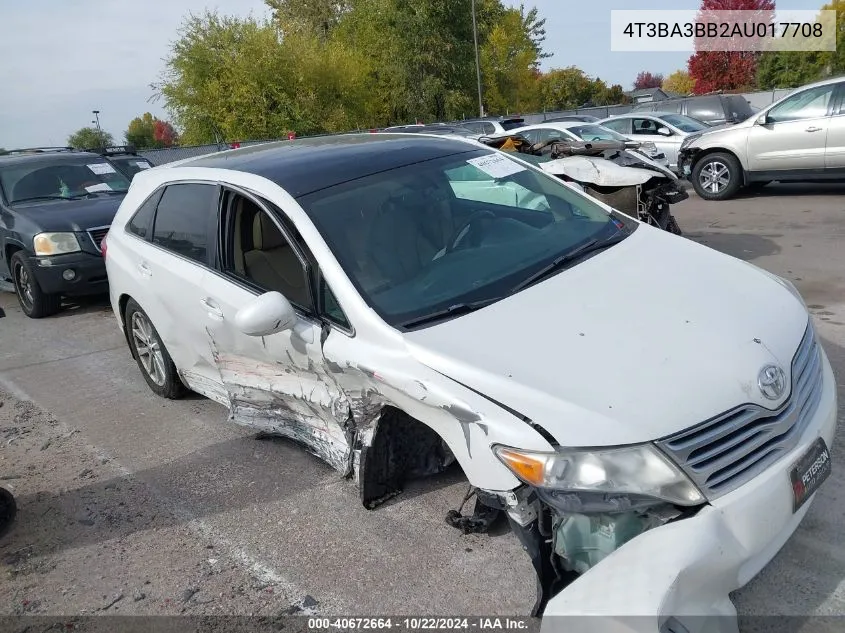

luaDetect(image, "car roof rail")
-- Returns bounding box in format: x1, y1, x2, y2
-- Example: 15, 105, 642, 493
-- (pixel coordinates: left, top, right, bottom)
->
0, 146, 77, 156
83, 144, 138, 156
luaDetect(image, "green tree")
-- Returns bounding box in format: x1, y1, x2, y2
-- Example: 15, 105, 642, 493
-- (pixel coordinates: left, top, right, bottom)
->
757, 1, 843, 88
538, 67, 597, 110
480, 6, 546, 114
68, 127, 114, 149
126, 113, 179, 148
126, 113, 158, 148
266, 0, 350, 38
662, 70, 695, 95
156, 12, 378, 143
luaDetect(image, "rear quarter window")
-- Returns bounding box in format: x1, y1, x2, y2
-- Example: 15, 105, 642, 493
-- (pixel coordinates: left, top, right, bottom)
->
126, 190, 162, 239
151, 183, 218, 264
685, 97, 722, 122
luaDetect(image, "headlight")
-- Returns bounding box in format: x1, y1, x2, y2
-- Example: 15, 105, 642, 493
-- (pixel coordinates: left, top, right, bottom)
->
680, 133, 702, 150
493, 443, 704, 506
33, 232, 81, 256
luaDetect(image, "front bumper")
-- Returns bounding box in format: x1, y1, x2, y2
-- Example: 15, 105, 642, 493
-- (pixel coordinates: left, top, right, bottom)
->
541, 348, 838, 633
677, 149, 695, 179
29, 251, 108, 296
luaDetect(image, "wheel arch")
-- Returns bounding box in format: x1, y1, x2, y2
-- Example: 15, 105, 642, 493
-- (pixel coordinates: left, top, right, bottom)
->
691, 147, 748, 185
357, 404, 460, 509
119, 293, 138, 360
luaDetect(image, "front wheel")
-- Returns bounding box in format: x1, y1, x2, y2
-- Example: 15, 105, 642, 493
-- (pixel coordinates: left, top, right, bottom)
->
691, 152, 743, 201
11, 251, 61, 318
124, 299, 184, 399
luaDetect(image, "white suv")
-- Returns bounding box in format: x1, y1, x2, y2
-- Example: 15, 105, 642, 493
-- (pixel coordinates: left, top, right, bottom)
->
679, 76, 845, 200
105, 134, 836, 631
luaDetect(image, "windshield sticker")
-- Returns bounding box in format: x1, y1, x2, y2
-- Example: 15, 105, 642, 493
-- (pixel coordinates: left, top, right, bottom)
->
87, 162, 117, 175
85, 183, 113, 193
467, 154, 526, 179
133, 161, 152, 170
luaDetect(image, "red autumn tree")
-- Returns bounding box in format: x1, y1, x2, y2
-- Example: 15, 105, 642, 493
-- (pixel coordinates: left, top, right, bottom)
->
633, 71, 664, 90
153, 120, 178, 147
687, 0, 776, 93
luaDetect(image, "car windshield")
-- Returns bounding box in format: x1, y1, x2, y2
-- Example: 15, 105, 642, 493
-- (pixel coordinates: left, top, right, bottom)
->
567, 125, 630, 142
500, 120, 525, 130
299, 149, 629, 328
109, 156, 153, 178
0, 157, 130, 203
659, 114, 709, 133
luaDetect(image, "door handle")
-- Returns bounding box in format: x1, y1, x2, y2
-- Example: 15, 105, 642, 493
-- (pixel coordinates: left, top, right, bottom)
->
805, 126, 823, 133
137, 262, 152, 277
200, 298, 224, 319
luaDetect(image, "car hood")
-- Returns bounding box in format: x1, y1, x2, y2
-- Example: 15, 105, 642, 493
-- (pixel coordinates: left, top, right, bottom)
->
403, 227, 809, 447
11, 194, 126, 231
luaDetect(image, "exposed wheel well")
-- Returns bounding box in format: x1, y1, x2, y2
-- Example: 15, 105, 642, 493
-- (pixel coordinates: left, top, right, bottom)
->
690, 148, 747, 184
4, 244, 23, 271
118, 294, 137, 358
358, 405, 457, 509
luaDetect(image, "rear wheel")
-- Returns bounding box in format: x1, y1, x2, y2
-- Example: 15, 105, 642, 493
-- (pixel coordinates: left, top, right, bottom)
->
11, 251, 61, 318
691, 152, 743, 201
124, 299, 184, 399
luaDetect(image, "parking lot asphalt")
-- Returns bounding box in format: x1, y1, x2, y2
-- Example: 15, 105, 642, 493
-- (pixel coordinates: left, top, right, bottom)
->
1, 183, 844, 621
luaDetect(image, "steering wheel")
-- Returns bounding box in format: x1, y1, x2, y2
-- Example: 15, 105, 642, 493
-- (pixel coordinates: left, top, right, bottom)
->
446, 210, 496, 254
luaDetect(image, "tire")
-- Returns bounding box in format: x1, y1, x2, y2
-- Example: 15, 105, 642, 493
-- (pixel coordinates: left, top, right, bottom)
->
691, 152, 743, 201
124, 299, 184, 399
11, 251, 61, 318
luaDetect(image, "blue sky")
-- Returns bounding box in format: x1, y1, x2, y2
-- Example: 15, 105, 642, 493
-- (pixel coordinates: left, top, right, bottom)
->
0, 0, 824, 147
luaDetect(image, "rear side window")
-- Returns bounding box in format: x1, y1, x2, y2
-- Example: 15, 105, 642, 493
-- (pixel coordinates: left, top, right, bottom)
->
152, 183, 217, 264
686, 97, 722, 122
725, 96, 753, 120
602, 119, 630, 134
126, 190, 162, 239
658, 101, 682, 114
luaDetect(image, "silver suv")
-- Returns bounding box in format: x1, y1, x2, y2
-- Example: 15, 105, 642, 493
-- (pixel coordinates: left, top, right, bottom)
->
678, 76, 845, 200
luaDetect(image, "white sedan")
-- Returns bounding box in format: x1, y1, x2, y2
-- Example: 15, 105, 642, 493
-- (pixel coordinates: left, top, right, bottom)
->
505, 121, 670, 166
599, 112, 712, 172
104, 134, 835, 632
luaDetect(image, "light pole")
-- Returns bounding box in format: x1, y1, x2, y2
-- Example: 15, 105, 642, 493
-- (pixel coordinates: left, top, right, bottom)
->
471, 0, 483, 118
92, 110, 101, 131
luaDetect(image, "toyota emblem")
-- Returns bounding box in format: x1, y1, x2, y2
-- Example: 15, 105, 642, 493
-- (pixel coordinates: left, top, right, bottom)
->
758, 364, 787, 400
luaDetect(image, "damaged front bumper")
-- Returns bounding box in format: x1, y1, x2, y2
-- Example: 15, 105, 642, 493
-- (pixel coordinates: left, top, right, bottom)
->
539, 351, 837, 633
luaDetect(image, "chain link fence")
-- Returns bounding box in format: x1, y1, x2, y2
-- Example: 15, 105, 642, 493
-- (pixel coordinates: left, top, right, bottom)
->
137, 138, 281, 166
137, 88, 792, 167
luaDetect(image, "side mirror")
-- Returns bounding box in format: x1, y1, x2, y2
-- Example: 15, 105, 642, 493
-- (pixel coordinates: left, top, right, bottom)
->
756, 113, 770, 125
234, 291, 296, 337
657, 126, 672, 136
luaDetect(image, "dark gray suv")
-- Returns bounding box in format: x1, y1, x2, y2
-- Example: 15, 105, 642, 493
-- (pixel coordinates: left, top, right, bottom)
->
632, 95, 754, 127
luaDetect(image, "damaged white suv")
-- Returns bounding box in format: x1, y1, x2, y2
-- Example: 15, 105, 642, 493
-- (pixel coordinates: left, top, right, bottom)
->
104, 134, 837, 632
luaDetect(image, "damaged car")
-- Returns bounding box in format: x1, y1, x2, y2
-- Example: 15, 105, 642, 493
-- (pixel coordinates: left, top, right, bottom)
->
105, 134, 837, 632
479, 134, 686, 235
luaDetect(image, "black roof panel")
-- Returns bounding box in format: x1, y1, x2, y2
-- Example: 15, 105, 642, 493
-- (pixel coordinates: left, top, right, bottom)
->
185, 133, 480, 197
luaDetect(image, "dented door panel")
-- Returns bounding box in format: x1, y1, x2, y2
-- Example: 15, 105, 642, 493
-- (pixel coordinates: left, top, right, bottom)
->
200, 270, 354, 472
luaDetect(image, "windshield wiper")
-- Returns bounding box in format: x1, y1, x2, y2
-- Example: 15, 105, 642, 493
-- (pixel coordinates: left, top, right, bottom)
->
11, 194, 90, 203
400, 297, 503, 329
511, 231, 629, 294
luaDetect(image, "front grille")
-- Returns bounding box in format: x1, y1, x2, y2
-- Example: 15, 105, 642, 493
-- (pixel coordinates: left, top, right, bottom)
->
87, 226, 110, 252
656, 322, 823, 499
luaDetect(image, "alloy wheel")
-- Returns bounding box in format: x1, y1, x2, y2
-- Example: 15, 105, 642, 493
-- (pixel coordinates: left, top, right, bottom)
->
14, 263, 34, 310
131, 311, 166, 387
699, 160, 731, 194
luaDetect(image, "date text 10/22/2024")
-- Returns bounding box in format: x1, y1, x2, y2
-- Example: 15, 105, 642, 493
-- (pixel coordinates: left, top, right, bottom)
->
308, 618, 534, 631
